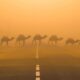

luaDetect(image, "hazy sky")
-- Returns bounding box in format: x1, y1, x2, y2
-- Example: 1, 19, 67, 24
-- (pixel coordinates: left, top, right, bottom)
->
0, 0, 80, 38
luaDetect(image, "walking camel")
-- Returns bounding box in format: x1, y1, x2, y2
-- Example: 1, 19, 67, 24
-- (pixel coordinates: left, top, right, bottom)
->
16, 34, 31, 46
1, 36, 14, 46
33, 34, 47, 45
48, 35, 63, 46
66, 38, 80, 45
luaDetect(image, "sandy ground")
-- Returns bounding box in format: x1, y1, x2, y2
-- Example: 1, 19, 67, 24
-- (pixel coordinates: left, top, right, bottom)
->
0, 45, 80, 80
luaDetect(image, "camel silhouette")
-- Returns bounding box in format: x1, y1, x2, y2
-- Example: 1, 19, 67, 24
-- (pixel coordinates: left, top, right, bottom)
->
78, 41, 80, 46
66, 38, 80, 45
1, 36, 14, 46
16, 34, 31, 46
33, 34, 47, 45
48, 35, 63, 46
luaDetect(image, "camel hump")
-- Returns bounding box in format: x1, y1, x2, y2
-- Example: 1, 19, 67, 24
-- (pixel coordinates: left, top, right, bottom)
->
66, 38, 75, 44
33, 34, 47, 40
33, 34, 41, 38
67, 38, 74, 40
66, 38, 75, 42
1, 36, 8, 40
2, 36, 8, 38
50, 35, 58, 40
18, 34, 25, 37
35, 34, 41, 37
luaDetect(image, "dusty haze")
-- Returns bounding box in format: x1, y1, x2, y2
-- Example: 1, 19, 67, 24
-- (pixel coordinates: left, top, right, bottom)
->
0, 0, 80, 38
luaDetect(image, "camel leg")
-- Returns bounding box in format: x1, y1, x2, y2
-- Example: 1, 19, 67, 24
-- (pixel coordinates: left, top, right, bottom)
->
78, 43, 80, 48
51, 41, 54, 46
48, 41, 53, 46
32, 40, 34, 45
6, 41, 8, 46
50, 41, 51, 45
55, 41, 57, 47
19, 41, 20, 47
0, 41, 3, 46
48, 40, 51, 45
23, 40, 25, 47
35, 40, 37, 46
33, 40, 36, 46
15, 41, 18, 47
39, 40, 41, 46
48, 40, 49, 45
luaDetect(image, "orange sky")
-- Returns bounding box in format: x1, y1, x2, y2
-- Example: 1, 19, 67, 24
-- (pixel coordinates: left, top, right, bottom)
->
0, 0, 80, 39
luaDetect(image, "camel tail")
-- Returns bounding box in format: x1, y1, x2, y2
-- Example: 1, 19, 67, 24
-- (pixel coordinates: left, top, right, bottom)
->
0, 41, 3, 46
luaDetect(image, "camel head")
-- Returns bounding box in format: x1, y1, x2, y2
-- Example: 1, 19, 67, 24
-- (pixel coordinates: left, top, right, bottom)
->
7, 37, 14, 41
75, 40, 80, 43
26, 35, 31, 39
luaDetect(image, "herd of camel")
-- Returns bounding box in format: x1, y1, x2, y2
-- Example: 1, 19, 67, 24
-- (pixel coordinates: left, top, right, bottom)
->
0, 34, 80, 46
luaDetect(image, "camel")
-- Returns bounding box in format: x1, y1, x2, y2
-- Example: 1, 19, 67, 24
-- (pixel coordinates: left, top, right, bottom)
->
66, 38, 80, 45
48, 35, 63, 46
33, 34, 47, 45
16, 34, 31, 46
1, 36, 14, 46
78, 41, 80, 47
